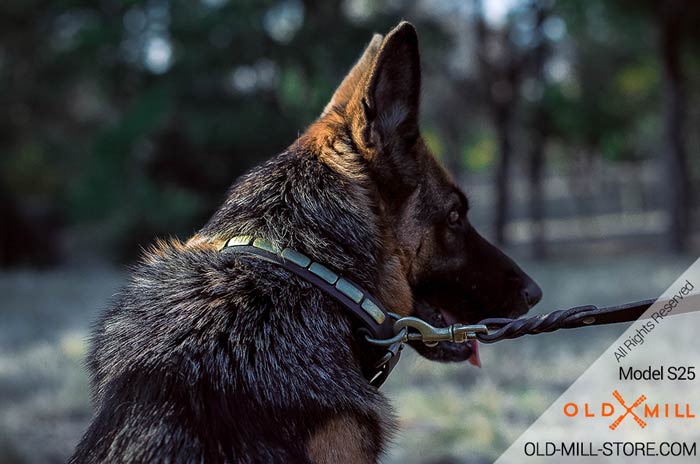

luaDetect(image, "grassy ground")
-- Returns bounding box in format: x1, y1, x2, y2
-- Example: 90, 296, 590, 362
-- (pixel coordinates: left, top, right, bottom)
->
0, 253, 693, 464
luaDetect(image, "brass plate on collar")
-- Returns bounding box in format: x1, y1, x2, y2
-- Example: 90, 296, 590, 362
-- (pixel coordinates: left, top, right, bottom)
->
226, 235, 253, 247
281, 248, 311, 268
309, 262, 338, 284
252, 238, 279, 253
361, 298, 386, 324
336, 278, 363, 303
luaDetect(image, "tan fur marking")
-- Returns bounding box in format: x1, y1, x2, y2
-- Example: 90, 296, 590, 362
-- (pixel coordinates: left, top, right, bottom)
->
303, 119, 368, 182
376, 253, 413, 316
141, 239, 174, 265
141, 236, 225, 267
185, 233, 226, 251
307, 415, 375, 464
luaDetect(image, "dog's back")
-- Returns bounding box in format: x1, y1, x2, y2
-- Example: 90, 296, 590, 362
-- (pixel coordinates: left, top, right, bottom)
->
70, 150, 392, 463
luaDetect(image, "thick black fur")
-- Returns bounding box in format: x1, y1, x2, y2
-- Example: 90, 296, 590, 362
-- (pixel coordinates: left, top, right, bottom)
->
71, 150, 392, 463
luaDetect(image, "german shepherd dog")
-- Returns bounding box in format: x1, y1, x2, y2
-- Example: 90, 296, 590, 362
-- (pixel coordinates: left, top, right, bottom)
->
71, 22, 541, 463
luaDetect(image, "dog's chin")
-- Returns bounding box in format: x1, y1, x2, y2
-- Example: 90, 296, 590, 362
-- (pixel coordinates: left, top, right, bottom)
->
409, 301, 482, 365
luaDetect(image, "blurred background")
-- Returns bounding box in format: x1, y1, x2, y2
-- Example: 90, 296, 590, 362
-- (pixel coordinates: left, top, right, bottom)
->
1, 0, 698, 463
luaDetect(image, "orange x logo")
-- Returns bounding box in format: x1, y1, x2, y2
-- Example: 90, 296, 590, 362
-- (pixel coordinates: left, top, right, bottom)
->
609, 390, 647, 430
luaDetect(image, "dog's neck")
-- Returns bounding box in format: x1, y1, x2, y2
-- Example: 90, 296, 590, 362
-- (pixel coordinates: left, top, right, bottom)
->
299, 117, 414, 315
193, 117, 413, 316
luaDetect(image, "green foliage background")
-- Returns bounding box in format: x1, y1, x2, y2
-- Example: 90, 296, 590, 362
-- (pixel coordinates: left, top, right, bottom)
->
1, 0, 698, 261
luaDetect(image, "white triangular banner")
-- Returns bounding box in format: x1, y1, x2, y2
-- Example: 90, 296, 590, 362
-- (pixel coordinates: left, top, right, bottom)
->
495, 258, 700, 463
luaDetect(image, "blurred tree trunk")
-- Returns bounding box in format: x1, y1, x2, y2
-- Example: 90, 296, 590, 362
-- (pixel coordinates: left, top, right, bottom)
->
528, 3, 550, 260
474, 0, 522, 246
528, 118, 546, 259
658, 0, 690, 252
494, 105, 513, 246
443, 114, 466, 179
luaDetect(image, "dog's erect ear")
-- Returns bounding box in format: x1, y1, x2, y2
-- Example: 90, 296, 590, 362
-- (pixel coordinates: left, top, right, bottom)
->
349, 22, 421, 156
322, 34, 383, 116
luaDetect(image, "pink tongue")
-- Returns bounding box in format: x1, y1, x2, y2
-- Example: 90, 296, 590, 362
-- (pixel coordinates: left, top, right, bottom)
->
468, 340, 481, 368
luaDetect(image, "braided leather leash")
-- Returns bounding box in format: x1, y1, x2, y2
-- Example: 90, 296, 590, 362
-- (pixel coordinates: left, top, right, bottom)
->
475, 298, 657, 343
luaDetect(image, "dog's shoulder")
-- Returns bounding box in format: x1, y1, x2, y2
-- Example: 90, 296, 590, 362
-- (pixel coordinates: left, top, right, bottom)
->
82, 234, 389, 457
77, 145, 397, 462
86, 238, 235, 400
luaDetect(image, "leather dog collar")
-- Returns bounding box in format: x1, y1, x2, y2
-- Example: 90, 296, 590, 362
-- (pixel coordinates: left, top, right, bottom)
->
220, 235, 403, 387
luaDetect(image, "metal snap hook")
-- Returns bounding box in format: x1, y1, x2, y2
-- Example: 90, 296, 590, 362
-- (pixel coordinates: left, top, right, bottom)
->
392, 317, 488, 346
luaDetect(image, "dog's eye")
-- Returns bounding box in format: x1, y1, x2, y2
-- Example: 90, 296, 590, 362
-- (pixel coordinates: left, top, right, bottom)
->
448, 210, 461, 225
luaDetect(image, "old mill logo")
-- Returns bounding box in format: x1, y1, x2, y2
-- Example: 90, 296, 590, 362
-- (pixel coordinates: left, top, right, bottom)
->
564, 390, 696, 430
609, 390, 647, 430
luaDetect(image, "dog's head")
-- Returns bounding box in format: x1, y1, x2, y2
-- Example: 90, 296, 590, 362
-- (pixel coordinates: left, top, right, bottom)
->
320, 22, 542, 364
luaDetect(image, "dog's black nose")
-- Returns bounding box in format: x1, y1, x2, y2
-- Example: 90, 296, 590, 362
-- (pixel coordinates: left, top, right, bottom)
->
522, 280, 543, 308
